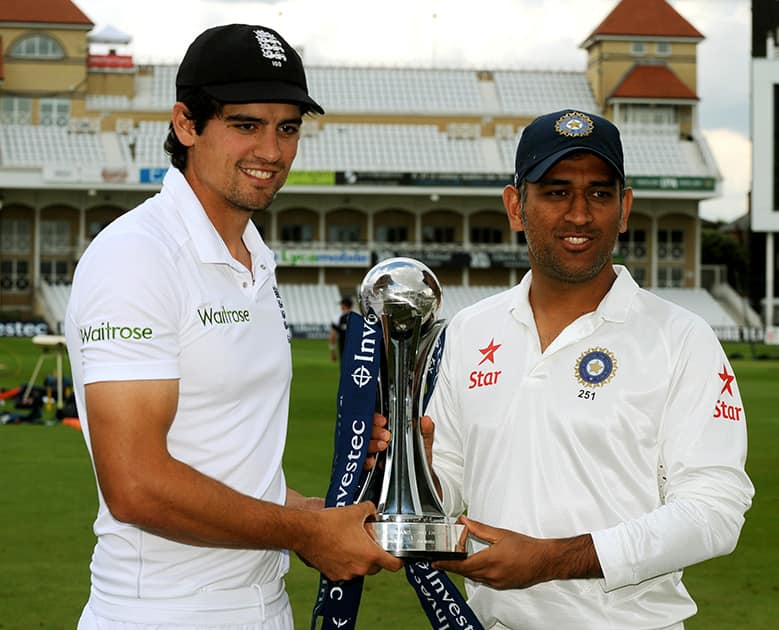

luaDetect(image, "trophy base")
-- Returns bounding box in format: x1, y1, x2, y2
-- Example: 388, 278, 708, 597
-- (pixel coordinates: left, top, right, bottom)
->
370, 519, 467, 560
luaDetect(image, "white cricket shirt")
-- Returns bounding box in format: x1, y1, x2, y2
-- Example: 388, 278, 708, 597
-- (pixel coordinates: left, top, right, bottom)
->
65, 168, 292, 615
428, 266, 753, 630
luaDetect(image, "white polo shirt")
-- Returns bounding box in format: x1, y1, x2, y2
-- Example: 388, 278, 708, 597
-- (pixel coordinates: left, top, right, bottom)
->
427, 266, 754, 630
65, 168, 292, 613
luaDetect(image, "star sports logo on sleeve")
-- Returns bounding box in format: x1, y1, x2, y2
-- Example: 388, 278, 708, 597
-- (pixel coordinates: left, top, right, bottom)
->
468, 337, 502, 389
713, 364, 743, 422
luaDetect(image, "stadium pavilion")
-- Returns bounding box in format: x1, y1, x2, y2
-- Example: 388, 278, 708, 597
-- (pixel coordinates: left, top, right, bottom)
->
0, 0, 759, 338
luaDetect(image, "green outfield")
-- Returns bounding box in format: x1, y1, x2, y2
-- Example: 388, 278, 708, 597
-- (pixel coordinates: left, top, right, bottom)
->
0, 336, 776, 629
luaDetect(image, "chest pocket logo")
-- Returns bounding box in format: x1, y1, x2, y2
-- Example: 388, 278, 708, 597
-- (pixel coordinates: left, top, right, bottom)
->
575, 347, 617, 388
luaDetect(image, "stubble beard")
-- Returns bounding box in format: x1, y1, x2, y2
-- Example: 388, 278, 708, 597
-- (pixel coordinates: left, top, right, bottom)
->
522, 206, 621, 284
528, 239, 613, 284
225, 181, 280, 214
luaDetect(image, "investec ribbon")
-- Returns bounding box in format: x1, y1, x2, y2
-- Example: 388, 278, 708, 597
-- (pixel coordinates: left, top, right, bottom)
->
312, 315, 483, 630
311, 311, 381, 630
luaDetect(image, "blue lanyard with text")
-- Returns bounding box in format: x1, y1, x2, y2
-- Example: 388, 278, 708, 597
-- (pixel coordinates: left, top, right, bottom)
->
311, 311, 381, 630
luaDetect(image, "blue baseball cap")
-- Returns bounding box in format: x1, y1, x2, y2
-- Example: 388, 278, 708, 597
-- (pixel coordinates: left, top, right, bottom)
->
514, 109, 624, 186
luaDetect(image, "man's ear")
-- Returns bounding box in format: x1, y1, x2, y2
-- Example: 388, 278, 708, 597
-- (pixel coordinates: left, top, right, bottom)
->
503, 185, 524, 232
619, 187, 634, 233
171, 102, 197, 148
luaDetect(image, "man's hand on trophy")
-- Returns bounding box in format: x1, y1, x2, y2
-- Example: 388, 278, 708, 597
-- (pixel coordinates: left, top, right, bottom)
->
365, 412, 391, 470
433, 516, 601, 589
297, 501, 404, 580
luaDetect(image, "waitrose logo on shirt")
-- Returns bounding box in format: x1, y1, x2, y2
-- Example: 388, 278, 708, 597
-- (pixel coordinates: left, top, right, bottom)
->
80, 322, 153, 343
197, 306, 251, 327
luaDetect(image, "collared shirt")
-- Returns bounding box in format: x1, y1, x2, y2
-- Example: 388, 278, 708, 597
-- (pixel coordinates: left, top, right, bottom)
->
66, 167, 292, 610
427, 266, 753, 629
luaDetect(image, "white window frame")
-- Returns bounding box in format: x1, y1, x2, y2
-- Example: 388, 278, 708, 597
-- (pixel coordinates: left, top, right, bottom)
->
0, 97, 33, 125
39, 98, 71, 127
10, 34, 64, 59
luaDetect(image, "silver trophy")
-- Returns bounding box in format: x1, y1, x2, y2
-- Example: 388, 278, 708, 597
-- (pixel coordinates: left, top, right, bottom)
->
357, 257, 466, 559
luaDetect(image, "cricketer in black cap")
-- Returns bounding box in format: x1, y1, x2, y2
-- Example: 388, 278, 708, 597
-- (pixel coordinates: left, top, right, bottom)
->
175, 24, 324, 114
164, 24, 323, 175
64, 23, 403, 628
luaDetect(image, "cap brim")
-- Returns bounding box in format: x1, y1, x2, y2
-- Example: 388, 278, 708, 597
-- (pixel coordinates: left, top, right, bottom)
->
524, 147, 624, 183
200, 80, 325, 114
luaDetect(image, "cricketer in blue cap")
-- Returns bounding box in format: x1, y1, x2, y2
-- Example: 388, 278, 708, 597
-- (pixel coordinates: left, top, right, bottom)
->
502, 107, 633, 288
422, 105, 752, 630
514, 109, 625, 186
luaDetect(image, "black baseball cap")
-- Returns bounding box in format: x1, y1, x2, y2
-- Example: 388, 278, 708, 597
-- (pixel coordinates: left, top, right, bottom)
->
176, 24, 324, 114
514, 109, 624, 186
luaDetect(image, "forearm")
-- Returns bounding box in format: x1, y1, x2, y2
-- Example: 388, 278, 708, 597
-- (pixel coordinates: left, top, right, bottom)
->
539, 533, 602, 582
106, 454, 318, 554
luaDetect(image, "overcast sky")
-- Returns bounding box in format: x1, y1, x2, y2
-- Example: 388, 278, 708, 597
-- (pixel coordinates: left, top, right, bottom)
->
74, 0, 752, 223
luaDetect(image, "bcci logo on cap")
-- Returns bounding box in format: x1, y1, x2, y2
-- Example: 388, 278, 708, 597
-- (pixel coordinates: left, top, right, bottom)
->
555, 112, 594, 138
575, 347, 617, 387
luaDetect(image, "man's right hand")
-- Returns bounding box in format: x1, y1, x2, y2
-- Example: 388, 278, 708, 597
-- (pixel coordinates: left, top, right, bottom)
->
296, 501, 403, 581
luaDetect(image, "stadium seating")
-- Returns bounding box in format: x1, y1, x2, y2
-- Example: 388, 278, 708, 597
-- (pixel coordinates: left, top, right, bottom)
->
278, 283, 342, 327
438, 285, 505, 321
621, 123, 713, 177
650, 287, 738, 328
295, 123, 495, 173
307, 68, 483, 114
0, 124, 106, 167
493, 71, 599, 115
38, 282, 71, 333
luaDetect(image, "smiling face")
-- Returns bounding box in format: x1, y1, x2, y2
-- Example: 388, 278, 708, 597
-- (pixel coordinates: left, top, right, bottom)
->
504, 152, 633, 286
172, 101, 303, 216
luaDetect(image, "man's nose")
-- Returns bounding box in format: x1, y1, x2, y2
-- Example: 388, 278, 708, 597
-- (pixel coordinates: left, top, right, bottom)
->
565, 192, 592, 225
252, 130, 281, 162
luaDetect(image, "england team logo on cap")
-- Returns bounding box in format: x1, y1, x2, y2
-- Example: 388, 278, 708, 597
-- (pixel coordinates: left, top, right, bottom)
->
556, 112, 594, 138
253, 29, 288, 66
575, 347, 617, 387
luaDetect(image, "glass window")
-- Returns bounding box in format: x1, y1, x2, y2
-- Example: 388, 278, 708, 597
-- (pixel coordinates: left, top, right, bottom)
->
658, 229, 685, 260
657, 266, 685, 288
616, 228, 647, 260
631, 41, 647, 56
39, 99, 71, 127
422, 225, 455, 243
0, 219, 33, 253
40, 259, 71, 284
629, 266, 647, 287
656, 42, 672, 56
0, 259, 31, 293
470, 226, 504, 244
375, 225, 408, 243
327, 224, 360, 243
40, 220, 71, 254
0, 97, 33, 125
10, 34, 64, 59
280, 224, 313, 242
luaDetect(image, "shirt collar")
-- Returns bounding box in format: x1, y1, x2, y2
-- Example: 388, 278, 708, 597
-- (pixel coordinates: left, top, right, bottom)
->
510, 265, 639, 326
162, 167, 273, 272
